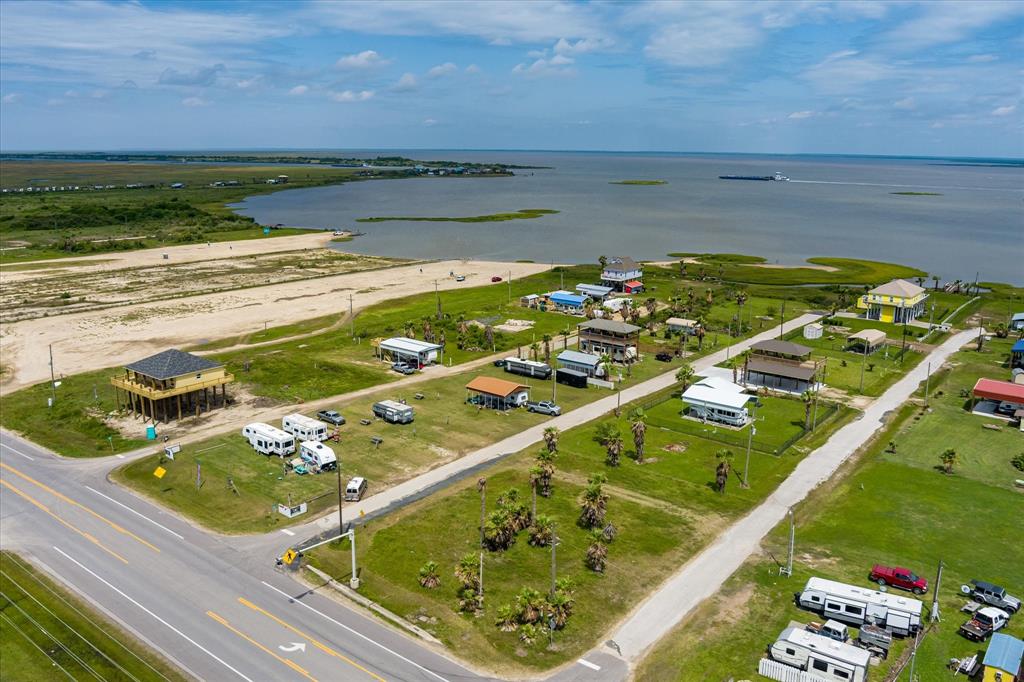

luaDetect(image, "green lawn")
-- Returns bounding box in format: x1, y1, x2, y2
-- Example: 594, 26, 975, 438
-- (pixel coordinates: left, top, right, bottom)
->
307, 386, 857, 673
660, 255, 925, 286
634, 342, 1024, 682
0, 551, 187, 681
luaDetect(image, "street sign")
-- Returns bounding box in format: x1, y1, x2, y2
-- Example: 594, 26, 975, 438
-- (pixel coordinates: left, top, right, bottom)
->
281, 549, 299, 566
164, 444, 180, 460
153, 466, 166, 479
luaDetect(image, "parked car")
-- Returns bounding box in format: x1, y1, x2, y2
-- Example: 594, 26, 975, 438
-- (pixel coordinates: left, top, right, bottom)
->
526, 401, 562, 416
491, 276, 503, 282
962, 580, 1021, 613
996, 401, 1018, 416
316, 409, 346, 426
493, 359, 507, 367
456, 275, 466, 282
391, 362, 416, 375
959, 607, 1009, 641
869, 564, 928, 594
655, 352, 673, 362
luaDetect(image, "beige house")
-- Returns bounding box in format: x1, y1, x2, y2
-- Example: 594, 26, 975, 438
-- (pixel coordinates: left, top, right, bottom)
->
111, 349, 233, 423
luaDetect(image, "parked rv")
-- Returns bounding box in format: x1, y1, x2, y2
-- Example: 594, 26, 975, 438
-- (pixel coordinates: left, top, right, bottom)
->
769, 626, 870, 682
961, 580, 1021, 613
345, 477, 368, 501
282, 413, 330, 442
959, 607, 1009, 641
241, 423, 296, 457
798, 577, 923, 636
869, 564, 928, 594
503, 357, 552, 379
299, 441, 337, 472
372, 400, 414, 424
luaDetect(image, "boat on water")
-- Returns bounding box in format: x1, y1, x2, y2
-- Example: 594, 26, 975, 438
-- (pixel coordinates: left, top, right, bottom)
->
719, 171, 790, 182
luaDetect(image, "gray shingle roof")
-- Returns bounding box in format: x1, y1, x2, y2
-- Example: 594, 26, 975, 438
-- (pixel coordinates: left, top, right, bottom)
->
603, 256, 640, 272
124, 349, 222, 380
578, 318, 642, 334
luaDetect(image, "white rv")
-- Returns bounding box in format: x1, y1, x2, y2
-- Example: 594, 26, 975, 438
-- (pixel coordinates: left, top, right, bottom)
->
769, 626, 870, 682
282, 413, 329, 442
503, 357, 552, 379
372, 400, 415, 424
299, 441, 336, 472
799, 577, 923, 636
241, 423, 296, 457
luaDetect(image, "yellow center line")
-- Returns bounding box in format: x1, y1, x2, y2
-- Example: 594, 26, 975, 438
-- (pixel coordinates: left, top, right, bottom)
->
0, 478, 129, 565
206, 611, 319, 682
0, 461, 159, 553
238, 597, 387, 682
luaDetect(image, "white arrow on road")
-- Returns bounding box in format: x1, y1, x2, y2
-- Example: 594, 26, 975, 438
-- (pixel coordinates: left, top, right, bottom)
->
278, 642, 306, 653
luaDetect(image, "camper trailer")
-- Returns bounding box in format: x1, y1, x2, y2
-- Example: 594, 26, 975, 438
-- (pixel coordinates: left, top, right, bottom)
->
372, 400, 415, 424
241, 423, 296, 457
299, 441, 337, 472
799, 577, 923, 637
503, 357, 552, 379
769, 626, 870, 682
556, 368, 589, 389
282, 413, 329, 442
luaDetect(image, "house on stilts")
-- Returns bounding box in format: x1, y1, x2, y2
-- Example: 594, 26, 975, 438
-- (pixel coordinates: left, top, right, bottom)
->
110, 349, 234, 422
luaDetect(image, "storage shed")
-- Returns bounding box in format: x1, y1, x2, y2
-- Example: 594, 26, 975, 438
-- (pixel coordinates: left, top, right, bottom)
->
803, 323, 823, 340
983, 633, 1024, 682
465, 376, 530, 410
557, 349, 603, 377
377, 337, 443, 367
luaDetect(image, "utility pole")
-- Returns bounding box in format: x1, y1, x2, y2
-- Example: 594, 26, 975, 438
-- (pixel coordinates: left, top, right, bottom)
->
348, 294, 354, 338
336, 461, 344, 533
508, 270, 512, 304
778, 300, 786, 338
477, 478, 487, 550
930, 560, 943, 622
48, 344, 57, 407
434, 280, 441, 320
859, 343, 868, 393
780, 508, 795, 577
551, 372, 557, 403
744, 401, 756, 488
550, 528, 559, 596
924, 362, 932, 408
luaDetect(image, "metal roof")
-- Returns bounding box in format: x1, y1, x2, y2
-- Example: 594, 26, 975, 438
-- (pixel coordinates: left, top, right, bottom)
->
747, 357, 818, 381
124, 349, 222, 380
849, 329, 887, 345
868, 279, 926, 298
557, 350, 601, 366
776, 627, 871, 668
973, 377, 1024, 402
1011, 312, 1024, 322
1013, 339, 1024, 352
983, 633, 1024, 674
579, 318, 642, 335
465, 376, 529, 398
666, 317, 697, 327
751, 339, 812, 357
682, 377, 753, 410
549, 292, 588, 306
576, 283, 613, 296
379, 337, 443, 354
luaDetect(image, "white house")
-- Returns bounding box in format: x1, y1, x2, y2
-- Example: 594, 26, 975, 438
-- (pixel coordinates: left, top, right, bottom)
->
600, 256, 643, 291
377, 338, 443, 367
681, 376, 754, 426
556, 349, 603, 377
666, 317, 700, 335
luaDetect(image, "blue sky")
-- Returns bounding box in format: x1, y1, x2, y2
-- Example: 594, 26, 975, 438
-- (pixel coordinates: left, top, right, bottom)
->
1, 0, 1022, 156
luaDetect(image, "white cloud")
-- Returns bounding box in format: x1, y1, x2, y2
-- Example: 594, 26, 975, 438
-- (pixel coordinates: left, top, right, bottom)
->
2, 93, 22, 104
464, 64, 481, 74
236, 75, 263, 90
335, 50, 389, 69
391, 72, 418, 92
423, 118, 437, 126
182, 96, 208, 107
967, 54, 999, 63
427, 62, 458, 78
893, 97, 916, 110
992, 104, 1016, 116
288, 84, 309, 96
552, 37, 611, 55
549, 54, 574, 66
787, 110, 816, 120
329, 89, 374, 102
881, 1, 1024, 51
801, 51, 897, 93
513, 56, 576, 77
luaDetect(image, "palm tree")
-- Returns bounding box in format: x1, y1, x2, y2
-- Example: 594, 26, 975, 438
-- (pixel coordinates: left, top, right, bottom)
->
457, 586, 479, 613
605, 434, 623, 467
495, 604, 518, 631
457, 315, 469, 336
629, 408, 648, 463
586, 529, 608, 572
496, 487, 530, 531
515, 587, 545, 624
715, 448, 734, 494
528, 514, 554, 546
940, 448, 958, 474
598, 255, 608, 269
543, 426, 560, 454
599, 353, 612, 380
455, 553, 479, 591
706, 289, 713, 305
932, 274, 941, 291
518, 623, 540, 646
418, 561, 441, 589
545, 590, 573, 630
561, 325, 572, 350
535, 449, 556, 497
695, 317, 707, 350
483, 508, 518, 550
675, 363, 695, 391
529, 342, 540, 362
578, 474, 608, 528
422, 318, 433, 342
801, 390, 814, 431
542, 334, 552, 363
644, 297, 657, 317
679, 260, 687, 278
484, 325, 494, 350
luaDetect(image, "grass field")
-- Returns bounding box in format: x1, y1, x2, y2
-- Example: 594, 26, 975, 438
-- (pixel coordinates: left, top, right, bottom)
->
0, 551, 187, 681
661, 254, 926, 286
307, 387, 856, 673
634, 340, 1024, 682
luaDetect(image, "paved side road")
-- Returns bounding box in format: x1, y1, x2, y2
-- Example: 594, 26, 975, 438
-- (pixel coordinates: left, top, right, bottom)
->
605, 327, 978, 665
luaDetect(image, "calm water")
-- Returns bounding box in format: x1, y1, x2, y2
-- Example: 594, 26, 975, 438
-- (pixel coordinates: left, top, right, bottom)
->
231, 151, 1024, 284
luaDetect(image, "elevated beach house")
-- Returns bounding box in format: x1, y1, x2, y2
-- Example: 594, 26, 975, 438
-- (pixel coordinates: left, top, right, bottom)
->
857, 279, 929, 324
111, 349, 233, 422
743, 339, 824, 393
600, 256, 643, 292
578, 318, 642, 363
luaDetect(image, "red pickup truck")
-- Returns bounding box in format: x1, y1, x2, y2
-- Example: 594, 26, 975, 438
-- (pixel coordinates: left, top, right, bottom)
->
869, 564, 928, 594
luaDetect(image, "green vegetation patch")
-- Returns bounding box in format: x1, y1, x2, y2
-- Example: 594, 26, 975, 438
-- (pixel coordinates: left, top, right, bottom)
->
610, 180, 668, 185
0, 552, 188, 681
356, 209, 559, 224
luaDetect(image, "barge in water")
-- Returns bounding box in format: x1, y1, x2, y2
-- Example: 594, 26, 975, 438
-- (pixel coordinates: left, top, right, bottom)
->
719, 171, 789, 182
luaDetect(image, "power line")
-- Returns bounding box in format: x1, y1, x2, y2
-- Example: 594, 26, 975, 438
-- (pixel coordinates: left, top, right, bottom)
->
0, 589, 105, 681
0, 610, 77, 682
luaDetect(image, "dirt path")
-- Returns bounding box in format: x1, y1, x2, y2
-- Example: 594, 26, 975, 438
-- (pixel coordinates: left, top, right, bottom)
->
0, 259, 551, 390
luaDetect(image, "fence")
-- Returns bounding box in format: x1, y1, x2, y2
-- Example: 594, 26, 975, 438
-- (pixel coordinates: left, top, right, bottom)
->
758, 659, 828, 682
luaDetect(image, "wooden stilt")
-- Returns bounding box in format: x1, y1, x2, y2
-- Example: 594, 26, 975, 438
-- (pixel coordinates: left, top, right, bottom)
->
177, 394, 182, 420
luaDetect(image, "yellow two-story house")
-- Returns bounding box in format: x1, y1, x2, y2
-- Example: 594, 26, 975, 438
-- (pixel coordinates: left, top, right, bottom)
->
111, 348, 233, 423
857, 279, 929, 324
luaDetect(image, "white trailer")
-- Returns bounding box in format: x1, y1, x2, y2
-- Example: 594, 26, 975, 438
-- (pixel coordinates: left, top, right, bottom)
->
503, 357, 552, 379
799, 577, 923, 636
372, 400, 414, 424
241, 423, 296, 457
299, 441, 336, 472
769, 626, 870, 682
282, 413, 329, 442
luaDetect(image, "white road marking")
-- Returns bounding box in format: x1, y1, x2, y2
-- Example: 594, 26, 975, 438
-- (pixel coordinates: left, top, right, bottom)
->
84, 485, 185, 540
116, 454, 125, 459
578, 658, 601, 671
262, 581, 451, 682
53, 547, 255, 682
279, 529, 296, 536
1, 444, 35, 461
278, 642, 306, 653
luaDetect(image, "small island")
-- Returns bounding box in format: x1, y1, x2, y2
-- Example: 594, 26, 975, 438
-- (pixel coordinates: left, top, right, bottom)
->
610, 179, 668, 185
356, 208, 559, 224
